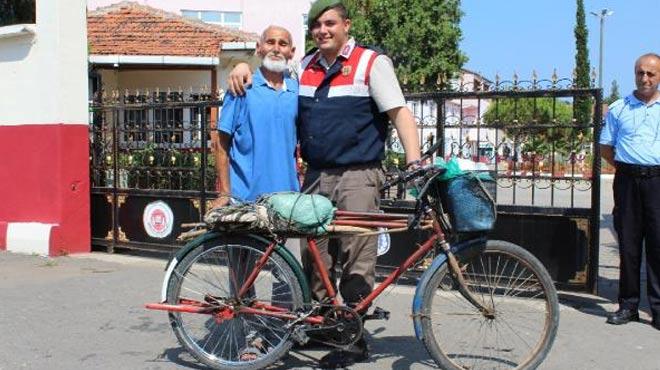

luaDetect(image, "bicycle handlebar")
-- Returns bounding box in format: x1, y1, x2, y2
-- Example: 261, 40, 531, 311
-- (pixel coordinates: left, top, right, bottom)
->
380, 140, 444, 192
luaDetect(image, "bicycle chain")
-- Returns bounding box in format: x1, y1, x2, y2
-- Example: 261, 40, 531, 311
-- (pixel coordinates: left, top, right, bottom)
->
289, 303, 364, 349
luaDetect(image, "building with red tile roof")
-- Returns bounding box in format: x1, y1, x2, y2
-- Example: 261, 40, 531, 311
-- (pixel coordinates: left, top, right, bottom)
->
87, 2, 261, 96
88, 1, 257, 58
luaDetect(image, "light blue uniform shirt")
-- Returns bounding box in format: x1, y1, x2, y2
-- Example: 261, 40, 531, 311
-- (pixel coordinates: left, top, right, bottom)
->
600, 93, 660, 165
219, 68, 300, 201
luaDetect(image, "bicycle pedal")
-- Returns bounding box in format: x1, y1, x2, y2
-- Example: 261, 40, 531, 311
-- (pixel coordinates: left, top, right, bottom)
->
364, 307, 390, 321
291, 326, 310, 345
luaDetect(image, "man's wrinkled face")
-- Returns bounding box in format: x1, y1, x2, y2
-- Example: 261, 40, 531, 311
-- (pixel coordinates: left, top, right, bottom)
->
310, 8, 351, 56
635, 56, 660, 96
257, 27, 295, 73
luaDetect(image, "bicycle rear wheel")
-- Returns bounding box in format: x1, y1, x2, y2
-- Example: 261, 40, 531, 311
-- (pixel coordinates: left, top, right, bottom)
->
420, 240, 559, 370
167, 235, 303, 370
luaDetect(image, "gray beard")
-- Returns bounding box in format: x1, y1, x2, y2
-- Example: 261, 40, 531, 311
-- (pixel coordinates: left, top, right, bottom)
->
262, 57, 288, 73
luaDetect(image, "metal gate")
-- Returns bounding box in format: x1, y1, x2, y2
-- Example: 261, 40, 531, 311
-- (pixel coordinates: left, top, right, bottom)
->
382, 77, 603, 292
90, 78, 603, 292
89, 89, 221, 253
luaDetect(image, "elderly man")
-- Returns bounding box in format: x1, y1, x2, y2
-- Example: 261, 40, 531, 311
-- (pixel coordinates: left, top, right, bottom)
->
228, 1, 420, 367
212, 25, 299, 208
601, 53, 660, 330
211, 25, 301, 362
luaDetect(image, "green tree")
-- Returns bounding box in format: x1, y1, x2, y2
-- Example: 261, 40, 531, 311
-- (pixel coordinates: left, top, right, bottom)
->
605, 79, 621, 104
483, 98, 577, 156
307, 0, 467, 91
0, 0, 35, 27
574, 0, 592, 125
483, 98, 573, 126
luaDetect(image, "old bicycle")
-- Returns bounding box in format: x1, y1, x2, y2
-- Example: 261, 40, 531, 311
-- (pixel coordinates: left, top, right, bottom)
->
146, 142, 559, 370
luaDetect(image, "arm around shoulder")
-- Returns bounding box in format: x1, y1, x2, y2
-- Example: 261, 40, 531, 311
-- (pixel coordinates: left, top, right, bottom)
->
228, 62, 253, 96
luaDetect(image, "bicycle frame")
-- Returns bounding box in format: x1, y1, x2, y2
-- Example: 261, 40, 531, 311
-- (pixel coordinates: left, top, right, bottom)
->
307, 210, 443, 314
145, 148, 559, 370
147, 208, 453, 325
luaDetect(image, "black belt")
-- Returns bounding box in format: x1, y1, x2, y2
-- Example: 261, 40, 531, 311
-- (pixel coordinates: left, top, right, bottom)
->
616, 162, 660, 178
310, 161, 381, 172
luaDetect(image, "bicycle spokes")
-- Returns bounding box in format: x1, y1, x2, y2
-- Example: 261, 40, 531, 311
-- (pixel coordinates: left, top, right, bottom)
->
421, 242, 559, 370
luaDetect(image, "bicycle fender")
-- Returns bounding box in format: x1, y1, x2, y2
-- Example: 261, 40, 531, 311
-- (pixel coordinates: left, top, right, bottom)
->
160, 231, 221, 302
159, 232, 312, 304
411, 236, 488, 340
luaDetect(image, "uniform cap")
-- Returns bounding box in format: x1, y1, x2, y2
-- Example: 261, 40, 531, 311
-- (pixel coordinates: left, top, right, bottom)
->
308, 0, 344, 30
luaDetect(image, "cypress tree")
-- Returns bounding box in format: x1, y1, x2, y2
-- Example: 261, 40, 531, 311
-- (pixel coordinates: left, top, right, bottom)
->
574, 0, 592, 125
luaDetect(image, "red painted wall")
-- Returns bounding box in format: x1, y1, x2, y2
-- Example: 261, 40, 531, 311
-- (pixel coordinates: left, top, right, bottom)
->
0, 222, 6, 250
0, 124, 90, 254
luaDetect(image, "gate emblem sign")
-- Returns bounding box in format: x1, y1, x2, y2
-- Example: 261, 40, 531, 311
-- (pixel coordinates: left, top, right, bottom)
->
377, 228, 391, 256
143, 201, 174, 239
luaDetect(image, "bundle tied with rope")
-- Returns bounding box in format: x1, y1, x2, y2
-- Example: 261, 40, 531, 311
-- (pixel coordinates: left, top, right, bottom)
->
201, 192, 339, 237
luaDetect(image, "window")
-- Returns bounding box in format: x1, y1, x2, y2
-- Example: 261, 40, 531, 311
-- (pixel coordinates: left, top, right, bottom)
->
122, 95, 148, 143
181, 10, 242, 29
154, 93, 184, 145
0, 0, 36, 27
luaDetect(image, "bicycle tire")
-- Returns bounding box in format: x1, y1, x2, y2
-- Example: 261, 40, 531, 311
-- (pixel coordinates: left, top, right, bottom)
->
167, 235, 304, 370
420, 240, 559, 370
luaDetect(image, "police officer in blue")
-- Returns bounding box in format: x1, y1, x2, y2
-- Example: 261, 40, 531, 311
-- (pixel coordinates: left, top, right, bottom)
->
601, 53, 660, 329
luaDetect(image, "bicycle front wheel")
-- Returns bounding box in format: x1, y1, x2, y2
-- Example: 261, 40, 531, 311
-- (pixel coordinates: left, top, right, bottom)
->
167, 235, 304, 370
420, 240, 559, 370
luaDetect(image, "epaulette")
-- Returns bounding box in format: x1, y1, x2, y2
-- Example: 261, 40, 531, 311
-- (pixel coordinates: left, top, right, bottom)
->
607, 98, 626, 120
357, 43, 385, 55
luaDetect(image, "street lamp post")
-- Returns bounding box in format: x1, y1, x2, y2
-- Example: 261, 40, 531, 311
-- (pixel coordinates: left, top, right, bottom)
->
590, 8, 614, 89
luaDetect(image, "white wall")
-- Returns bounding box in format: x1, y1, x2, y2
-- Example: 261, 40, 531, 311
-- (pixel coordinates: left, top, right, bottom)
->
87, 0, 312, 60
241, 0, 311, 60
0, 0, 88, 126
96, 51, 260, 93
100, 69, 214, 92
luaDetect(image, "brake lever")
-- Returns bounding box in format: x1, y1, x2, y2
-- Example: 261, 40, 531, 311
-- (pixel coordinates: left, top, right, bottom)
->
381, 166, 428, 192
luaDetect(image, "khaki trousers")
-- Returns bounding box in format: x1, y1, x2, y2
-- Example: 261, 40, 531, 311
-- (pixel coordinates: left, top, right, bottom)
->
301, 163, 384, 305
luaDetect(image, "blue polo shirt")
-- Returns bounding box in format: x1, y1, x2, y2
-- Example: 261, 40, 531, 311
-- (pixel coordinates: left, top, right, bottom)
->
600, 93, 660, 165
219, 68, 300, 201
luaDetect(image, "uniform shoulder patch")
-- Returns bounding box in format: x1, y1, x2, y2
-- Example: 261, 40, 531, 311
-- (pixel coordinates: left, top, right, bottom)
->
357, 43, 384, 55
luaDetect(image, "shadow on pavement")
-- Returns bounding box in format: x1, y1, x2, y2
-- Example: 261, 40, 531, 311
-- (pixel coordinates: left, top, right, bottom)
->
558, 292, 611, 318
601, 213, 616, 239
162, 347, 209, 370
163, 334, 435, 370
282, 333, 435, 369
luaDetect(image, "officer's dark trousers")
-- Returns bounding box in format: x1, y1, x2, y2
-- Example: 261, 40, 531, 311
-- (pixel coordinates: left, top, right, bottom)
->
613, 166, 660, 321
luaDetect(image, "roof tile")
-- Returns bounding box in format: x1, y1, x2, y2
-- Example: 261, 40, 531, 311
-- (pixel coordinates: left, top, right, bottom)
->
88, 1, 258, 57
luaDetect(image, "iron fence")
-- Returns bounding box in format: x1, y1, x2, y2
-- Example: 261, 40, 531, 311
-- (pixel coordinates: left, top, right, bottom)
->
89, 89, 221, 251
385, 75, 603, 292
89, 76, 603, 292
